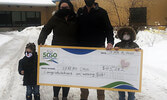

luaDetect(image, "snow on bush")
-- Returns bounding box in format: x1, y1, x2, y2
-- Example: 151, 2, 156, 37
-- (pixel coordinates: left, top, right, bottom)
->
136, 29, 167, 47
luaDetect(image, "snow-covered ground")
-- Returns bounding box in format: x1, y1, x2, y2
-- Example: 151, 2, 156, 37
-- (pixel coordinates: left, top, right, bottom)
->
0, 27, 167, 100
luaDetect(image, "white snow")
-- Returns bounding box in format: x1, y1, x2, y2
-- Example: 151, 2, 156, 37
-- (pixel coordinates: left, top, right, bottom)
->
0, 26, 167, 100
0, 34, 13, 47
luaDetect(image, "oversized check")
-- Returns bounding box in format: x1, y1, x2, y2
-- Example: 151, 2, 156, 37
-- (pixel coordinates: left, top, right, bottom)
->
37, 45, 143, 92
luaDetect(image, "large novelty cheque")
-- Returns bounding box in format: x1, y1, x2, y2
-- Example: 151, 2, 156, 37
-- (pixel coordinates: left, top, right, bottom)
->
37, 45, 143, 92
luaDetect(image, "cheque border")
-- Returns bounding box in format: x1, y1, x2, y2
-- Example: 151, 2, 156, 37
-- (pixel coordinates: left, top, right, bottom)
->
37, 45, 143, 92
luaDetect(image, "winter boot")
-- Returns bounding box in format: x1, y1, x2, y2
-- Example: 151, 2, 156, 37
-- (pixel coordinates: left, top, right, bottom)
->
34, 94, 40, 100
62, 97, 67, 100
26, 95, 32, 100
53, 97, 59, 100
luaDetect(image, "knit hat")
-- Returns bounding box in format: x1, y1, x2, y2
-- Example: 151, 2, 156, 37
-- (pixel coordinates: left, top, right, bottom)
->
58, 0, 74, 11
25, 43, 36, 52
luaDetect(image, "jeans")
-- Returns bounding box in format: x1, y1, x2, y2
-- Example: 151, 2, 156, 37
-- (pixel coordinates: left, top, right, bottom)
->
80, 88, 105, 100
119, 92, 135, 100
26, 85, 40, 97
53, 86, 70, 97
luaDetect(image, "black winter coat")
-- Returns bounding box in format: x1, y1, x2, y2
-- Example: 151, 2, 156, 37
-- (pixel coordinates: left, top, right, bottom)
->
114, 41, 139, 49
77, 4, 114, 47
18, 52, 38, 85
38, 13, 78, 46
115, 27, 139, 49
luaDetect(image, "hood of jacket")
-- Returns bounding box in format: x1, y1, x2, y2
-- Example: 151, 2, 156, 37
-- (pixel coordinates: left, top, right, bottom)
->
117, 27, 136, 41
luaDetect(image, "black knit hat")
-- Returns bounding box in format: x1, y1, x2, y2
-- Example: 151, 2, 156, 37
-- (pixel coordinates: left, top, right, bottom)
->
25, 43, 36, 52
58, 0, 74, 11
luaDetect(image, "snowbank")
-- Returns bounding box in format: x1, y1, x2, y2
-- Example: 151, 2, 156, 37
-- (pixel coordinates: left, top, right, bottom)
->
0, 27, 167, 100
136, 30, 167, 47
0, 34, 13, 47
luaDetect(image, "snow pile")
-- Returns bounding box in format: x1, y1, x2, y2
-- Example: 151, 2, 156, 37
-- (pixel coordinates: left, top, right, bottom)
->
0, 27, 167, 100
21, 26, 53, 45
0, 34, 13, 47
136, 28, 167, 100
22, 26, 43, 33
136, 30, 167, 47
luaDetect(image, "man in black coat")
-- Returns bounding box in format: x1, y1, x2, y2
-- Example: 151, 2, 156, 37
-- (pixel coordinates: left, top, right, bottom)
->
77, 0, 114, 48
18, 43, 40, 100
77, 0, 114, 100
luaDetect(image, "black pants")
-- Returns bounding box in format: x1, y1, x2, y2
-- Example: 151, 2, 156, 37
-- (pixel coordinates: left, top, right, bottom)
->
53, 86, 70, 97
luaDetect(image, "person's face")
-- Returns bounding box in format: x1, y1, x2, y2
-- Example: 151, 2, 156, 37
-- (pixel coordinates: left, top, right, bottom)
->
25, 48, 33, 58
123, 32, 131, 41
84, 0, 95, 7
60, 3, 70, 9
26, 48, 33, 53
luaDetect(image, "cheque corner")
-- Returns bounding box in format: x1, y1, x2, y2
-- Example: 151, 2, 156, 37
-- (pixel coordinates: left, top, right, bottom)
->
101, 81, 138, 90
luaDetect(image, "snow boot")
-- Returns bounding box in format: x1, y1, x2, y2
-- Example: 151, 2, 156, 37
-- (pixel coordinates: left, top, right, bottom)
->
34, 94, 40, 100
26, 95, 32, 100
62, 97, 67, 100
53, 97, 59, 100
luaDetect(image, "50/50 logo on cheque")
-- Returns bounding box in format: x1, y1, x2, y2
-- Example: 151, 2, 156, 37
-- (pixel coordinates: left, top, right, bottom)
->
42, 50, 58, 59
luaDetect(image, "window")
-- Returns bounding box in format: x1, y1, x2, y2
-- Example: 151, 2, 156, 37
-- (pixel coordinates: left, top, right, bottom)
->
12, 12, 22, 26
0, 11, 12, 27
0, 11, 41, 27
129, 7, 147, 26
26, 12, 41, 26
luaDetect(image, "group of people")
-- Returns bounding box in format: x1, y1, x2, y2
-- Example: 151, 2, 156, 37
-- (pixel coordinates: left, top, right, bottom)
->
18, 0, 140, 100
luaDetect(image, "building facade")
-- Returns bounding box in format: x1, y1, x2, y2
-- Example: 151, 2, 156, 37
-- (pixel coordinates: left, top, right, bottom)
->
1, 0, 167, 27
72, 0, 167, 27
0, 0, 56, 28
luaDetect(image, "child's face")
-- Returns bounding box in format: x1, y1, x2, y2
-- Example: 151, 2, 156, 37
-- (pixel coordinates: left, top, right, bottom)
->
25, 48, 33, 58
123, 32, 131, 41
25, 48, 33, 53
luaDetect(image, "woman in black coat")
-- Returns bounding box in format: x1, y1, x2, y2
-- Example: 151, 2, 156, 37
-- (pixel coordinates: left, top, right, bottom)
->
38, 0, 78, 46
18, 43, 40, 100
38, 0, 78, 100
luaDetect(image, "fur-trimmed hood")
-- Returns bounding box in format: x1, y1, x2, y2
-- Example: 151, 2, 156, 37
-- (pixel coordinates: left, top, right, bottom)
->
117, 27, 136, 41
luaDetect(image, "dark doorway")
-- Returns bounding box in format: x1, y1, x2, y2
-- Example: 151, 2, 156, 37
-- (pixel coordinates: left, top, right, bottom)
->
129, 7, 147, 26
0, 12, 12, 27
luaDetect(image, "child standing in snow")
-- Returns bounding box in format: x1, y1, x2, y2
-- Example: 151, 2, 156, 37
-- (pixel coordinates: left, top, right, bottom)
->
114, 27, 140, 100
18, 43, 40, 100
